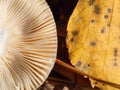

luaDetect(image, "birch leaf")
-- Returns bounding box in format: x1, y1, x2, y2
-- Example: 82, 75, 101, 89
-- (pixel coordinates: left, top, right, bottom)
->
66, 0, 120, 90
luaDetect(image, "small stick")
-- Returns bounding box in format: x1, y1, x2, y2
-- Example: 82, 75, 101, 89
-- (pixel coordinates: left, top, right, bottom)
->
56, 59, 120, 89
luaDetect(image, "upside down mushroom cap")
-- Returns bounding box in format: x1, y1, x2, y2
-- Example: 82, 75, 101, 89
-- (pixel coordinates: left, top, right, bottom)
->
0, 0, 57, 90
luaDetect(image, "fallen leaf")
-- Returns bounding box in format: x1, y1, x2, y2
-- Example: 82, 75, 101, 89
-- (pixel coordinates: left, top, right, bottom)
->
67, 0, 120, 89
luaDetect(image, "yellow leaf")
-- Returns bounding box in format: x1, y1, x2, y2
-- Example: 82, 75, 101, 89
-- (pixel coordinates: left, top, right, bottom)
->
66, 0, 120, 90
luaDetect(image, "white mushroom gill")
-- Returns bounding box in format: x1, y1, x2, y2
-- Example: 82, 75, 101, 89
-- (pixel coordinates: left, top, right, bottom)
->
0, 0, 57, 90
0, 27, 7, 55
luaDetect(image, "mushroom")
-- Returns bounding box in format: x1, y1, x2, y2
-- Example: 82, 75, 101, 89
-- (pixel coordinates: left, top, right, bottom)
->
0, 0, 57, 90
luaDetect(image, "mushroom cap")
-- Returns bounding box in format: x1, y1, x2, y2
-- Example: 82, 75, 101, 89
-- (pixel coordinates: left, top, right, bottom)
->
0, 0, 57, 90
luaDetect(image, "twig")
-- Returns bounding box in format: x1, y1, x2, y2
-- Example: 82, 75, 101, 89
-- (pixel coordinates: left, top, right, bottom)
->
56, 59, 120, 89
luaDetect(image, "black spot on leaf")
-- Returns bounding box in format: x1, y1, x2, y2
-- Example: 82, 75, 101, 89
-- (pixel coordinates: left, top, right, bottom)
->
114, 48, 118, 54
94, 5, 100, 14
114, 48, 118, 57
91, 19, 95, 23
72, 31, 79, 36
70, 31, 79, 42
107, 8, 112, 13
107, 23, 110, 27
88, 0, 95, 6
87, 64, 90, 67
101, 27, 105, 33
76, 61, 82, 67
104, 15, 108, 19
90, 41, 96, 47
70, 38, 74, 42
